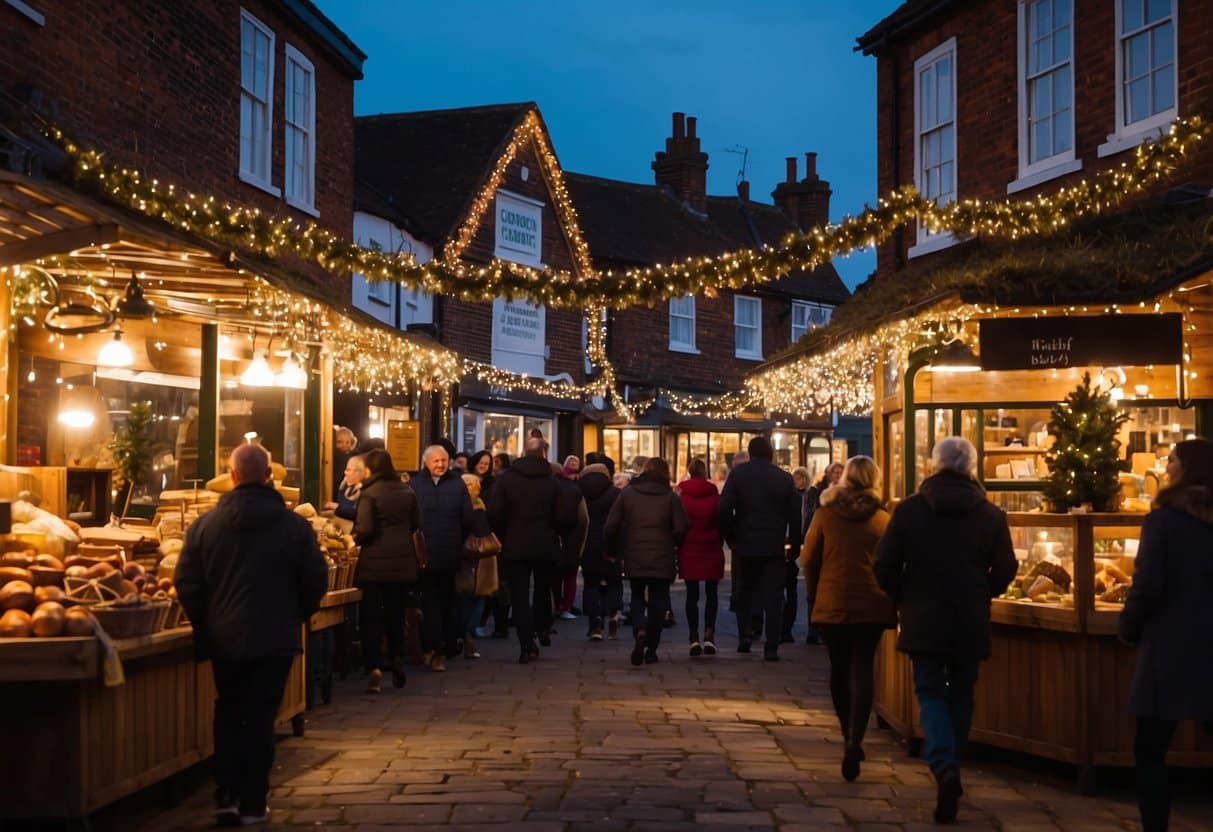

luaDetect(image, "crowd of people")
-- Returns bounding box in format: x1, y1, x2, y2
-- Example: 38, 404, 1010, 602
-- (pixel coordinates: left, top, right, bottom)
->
176, 429, 1213, 829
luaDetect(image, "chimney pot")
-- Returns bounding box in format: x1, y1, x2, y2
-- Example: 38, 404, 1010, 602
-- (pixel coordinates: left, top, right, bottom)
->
805, 152, 817, 179
672, 112, 685, 139
785, 157, 797, 183
737, 180, 750, 201
686, 116, 697, 139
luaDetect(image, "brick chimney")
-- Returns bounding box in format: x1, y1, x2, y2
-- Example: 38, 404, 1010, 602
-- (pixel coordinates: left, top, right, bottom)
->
772, 151, 832, 232
652, 112, 709, 214
736, 180, 750, 201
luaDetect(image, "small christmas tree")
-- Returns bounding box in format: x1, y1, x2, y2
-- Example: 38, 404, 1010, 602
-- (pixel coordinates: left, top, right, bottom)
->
110, 400, 155, 515
1043, 373, 1130, 511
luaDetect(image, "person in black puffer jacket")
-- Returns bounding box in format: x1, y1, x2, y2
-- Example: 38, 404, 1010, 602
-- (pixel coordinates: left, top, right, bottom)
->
605, 457, 687, 665
412, 444, 474, 672
875, 437, 1016, 823
578, 463, 622, 640
488, 438, 580, 663
175, 444, 327, 825
352, 448, 422, 692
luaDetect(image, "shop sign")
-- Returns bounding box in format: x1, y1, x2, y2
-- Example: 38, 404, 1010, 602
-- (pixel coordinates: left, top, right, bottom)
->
978, 313, 1183, 371
494, 190, 542, 267
386, 420, 420, 474
491, 297, 546, 376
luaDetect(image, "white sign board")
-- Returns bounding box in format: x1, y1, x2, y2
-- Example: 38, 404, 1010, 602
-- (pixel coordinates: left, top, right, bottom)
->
494, 190, 542, 267
491, 298, 546, 376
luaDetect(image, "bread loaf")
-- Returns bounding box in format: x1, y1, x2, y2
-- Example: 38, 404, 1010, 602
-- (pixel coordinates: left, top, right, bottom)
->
0, 608, 32, 637
0, 580, 36, 612
31, 602, 66, 637
62, 606, 95, 636
34, 586, 66, 604
0, 566, 33, 587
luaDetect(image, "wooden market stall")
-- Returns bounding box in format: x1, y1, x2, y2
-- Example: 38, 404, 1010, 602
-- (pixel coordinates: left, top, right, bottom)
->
870, 279, 1213, 788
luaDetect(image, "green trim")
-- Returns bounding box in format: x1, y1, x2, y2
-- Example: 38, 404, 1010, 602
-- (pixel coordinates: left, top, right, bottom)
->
302, 348, 321, 506
903, 349, 933, 497
198, 324, 219, 480
1195, 401, 1213, 438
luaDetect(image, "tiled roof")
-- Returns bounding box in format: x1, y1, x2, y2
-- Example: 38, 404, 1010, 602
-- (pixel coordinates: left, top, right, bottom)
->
566, 173, 850, 304
354, 103, 533, 245
855, 0, 955, 55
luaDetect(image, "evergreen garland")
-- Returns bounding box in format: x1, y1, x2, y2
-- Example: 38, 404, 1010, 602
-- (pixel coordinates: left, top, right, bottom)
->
1043, 373, 1130, 511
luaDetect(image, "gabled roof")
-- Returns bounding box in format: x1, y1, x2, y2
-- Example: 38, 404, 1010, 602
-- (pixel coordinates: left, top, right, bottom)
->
276, 0, 366, 78
855, 0, 955, 55
355, 103, 534, 246
565, 172, 850, 304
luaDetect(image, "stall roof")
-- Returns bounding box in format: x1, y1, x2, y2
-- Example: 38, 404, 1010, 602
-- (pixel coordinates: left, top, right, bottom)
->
759, 194, 1213, 370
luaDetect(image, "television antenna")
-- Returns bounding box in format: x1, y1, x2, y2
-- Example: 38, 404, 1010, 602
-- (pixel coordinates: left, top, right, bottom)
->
722, 145, 750, 188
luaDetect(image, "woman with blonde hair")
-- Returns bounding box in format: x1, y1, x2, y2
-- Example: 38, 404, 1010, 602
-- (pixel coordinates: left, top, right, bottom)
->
801, 455, 895, 782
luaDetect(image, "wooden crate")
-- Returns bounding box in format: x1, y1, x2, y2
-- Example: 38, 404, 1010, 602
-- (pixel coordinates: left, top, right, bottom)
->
0, 464, 67, 518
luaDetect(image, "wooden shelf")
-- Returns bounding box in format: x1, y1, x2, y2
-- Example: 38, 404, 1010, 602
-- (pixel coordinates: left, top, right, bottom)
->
983, 446, 1048, 454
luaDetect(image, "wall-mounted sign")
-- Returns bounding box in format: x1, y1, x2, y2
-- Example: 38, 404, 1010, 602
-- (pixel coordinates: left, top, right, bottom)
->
491, 297, 546, 376
494, 190, 543, 267
386, 419, 420, 474
978, 313, 1183, 371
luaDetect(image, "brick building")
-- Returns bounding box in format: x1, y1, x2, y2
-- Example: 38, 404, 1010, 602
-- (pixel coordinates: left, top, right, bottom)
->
567, 113, 850, 477
0, 0, 367, 503
353, 103, 593, 461
856, 0, 1213, 280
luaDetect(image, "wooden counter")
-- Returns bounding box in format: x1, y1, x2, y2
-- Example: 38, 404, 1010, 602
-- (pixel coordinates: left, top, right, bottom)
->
0, 626, 306, 821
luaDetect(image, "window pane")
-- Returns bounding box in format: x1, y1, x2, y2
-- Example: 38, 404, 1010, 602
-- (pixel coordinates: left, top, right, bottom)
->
939, 161, 954, 199
1145, 0, 1170, 25
1032, 0, 1049, 39
1151, 22, 1174, 65
241, 23, 255, 89
1053, 108, 1072, 153
1122, 0, 1143, 32
921, 66, 935, 127
1054, 65, 1072, 109
1053, 24, 1070, 63
1033, 75, 1053, 117
940, 127, 954, 163
1126, 32, 1150, 79
1033, 116, 1051, 161
1054, 0, 1071, 28
1127, 76, 1151, 123
1152, 67, 1175, 113
1037, 33, 1053, 71
936, 58, 952, 121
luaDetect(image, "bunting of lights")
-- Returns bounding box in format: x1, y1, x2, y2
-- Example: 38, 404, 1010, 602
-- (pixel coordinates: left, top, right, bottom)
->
46, 115, 1210, 309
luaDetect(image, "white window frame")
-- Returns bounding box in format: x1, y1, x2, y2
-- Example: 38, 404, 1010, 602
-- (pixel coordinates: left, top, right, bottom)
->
1099, 0, 1179, 158
791, 300, 832, 342
668, 295, 698, 354
239, 9, 278, 196
283, 44, 318, 216
910, 38, 959, 257
364, 238, 393, 306
734, 295, 762, 361
1010, 0, 1082, 193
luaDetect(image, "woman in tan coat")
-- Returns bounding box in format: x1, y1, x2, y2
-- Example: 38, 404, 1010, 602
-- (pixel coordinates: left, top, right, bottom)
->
801, 456, 895, 782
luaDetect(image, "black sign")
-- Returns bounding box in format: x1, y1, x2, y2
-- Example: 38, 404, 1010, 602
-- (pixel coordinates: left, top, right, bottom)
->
978, 313, 1183, 371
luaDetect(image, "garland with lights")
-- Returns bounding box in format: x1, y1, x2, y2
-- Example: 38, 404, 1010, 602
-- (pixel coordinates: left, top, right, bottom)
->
46, 116, 1210, 309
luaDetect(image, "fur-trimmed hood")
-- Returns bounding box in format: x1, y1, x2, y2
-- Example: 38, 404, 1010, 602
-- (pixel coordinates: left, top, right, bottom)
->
819, 485, 883, 521
1154, 485, 1213, 525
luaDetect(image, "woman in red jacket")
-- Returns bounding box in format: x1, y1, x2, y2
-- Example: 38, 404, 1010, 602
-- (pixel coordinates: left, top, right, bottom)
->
678, 458, 726, 656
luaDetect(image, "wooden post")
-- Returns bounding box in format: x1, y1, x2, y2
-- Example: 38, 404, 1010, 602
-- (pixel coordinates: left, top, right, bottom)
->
302, 346, 322, 507
1, 280, 15, 465
198, 324, 219, 479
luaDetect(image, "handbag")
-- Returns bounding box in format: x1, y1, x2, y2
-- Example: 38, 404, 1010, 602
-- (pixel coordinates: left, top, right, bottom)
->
463, 531, 502, 560
474, 555, 499, 596
455, 559, 477, 597
412, 529, 429, 569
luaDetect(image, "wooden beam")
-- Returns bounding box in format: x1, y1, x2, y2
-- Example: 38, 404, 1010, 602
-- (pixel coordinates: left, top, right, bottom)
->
0, 224, 120, 267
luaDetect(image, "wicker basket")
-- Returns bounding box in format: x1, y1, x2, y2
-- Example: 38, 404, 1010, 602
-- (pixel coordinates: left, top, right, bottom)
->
163, 600, 187, 629
335, 561, 352, 590
91, 599, 172, 639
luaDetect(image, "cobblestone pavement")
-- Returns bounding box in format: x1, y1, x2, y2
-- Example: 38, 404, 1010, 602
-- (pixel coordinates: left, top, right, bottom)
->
112, 584, 1212, 832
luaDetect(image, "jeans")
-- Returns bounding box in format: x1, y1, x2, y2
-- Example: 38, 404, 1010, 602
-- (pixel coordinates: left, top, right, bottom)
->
685, 580, 719, 638
359, 581, 410, 671
911, 653, 980, 776
503, 558, 554, 650
211, 655, 294, 815
421, 568, 459, 656
583, 574, 623, 630
734, 556, 785, 652
781, 560, 799, 638
817, 623, 885, 747
630, 578, 672, 651
460, 596, 485, 635
555, 566, 579, 613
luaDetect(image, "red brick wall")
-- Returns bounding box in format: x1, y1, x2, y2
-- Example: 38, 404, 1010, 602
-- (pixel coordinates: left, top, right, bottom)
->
441, 136, 586, 382
609, 290, 798, 391
0, 0, 356, 299
871, 0, 1213, 281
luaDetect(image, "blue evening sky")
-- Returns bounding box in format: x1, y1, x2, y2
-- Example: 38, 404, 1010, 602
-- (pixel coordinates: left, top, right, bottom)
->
315, 0, 903, 291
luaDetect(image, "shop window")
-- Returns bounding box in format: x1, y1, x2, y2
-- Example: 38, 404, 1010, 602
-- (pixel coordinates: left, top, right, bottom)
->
912, 38, 957, 253
771, 430, 801, 471
669, 295, 697, 353
1018, 0, 1075, 177
481, 413, 553, 460
734, 296, 762, 360
239, 9, 277, 194
603, 428, 659, 472
791, 301, 831, 342
806, 436, 831, 481
284, 44, 317, 215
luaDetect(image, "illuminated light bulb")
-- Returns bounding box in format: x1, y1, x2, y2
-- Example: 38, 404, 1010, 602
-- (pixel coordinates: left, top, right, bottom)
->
275, 354, 308, 389
240, 353, 274, 387
97, 331, 135, 368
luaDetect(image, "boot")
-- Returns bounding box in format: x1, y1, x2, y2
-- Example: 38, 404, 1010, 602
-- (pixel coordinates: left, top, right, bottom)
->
841, 744, 865, 782
689, 630, 702, 657
934, 767, 962, 823
463, 635, 480, 659
702, 628, 717, 655
367, 668, 382, 694
405, 609, 424, 665
631, 630, 646, 666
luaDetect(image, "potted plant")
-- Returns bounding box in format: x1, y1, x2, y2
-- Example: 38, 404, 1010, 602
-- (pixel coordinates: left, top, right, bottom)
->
1043, 373, 1130, 512
109, 400, 154, 518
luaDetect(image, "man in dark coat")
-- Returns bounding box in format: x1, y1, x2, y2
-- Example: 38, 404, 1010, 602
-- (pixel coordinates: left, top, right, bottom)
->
718, 436, 801, 661
488, 437, 580, 662
874, 436, 1016, 824
175, 444, 327, 827
578, 463, 622, 639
